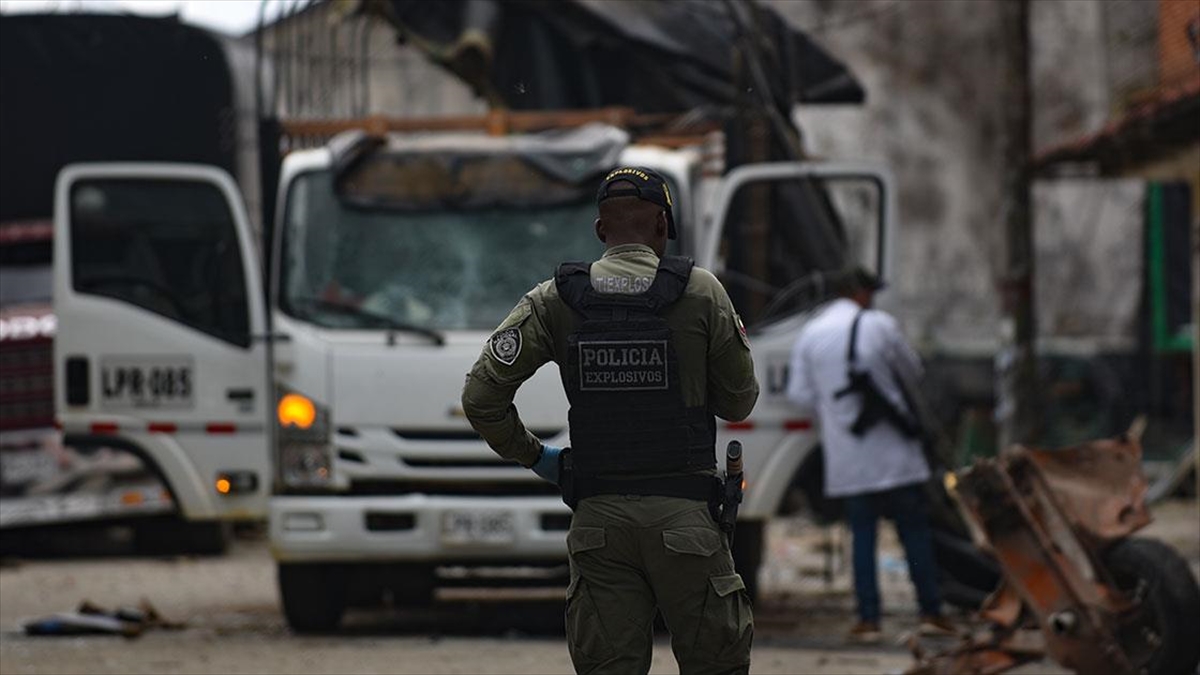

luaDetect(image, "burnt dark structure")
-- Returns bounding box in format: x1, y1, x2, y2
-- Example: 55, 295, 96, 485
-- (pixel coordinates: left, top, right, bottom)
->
381, 0, 864, 115
0, 14, 238, 223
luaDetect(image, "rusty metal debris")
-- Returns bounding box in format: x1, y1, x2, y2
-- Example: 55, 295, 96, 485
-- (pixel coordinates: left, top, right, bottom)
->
908, 420, 1200, 675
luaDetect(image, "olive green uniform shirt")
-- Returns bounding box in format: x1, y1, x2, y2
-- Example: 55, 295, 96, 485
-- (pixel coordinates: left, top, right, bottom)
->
462, 243, 759, 466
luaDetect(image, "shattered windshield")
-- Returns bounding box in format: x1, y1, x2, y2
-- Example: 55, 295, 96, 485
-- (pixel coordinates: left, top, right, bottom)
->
279, 169, 603, 331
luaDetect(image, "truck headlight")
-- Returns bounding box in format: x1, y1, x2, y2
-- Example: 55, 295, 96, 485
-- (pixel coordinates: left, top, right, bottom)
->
280, 442, 332, 488
276, 389, 332, 489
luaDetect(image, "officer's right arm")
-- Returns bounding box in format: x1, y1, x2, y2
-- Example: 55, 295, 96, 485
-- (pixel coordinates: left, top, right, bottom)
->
704, 275, 759, 421
461, 287, 554, 468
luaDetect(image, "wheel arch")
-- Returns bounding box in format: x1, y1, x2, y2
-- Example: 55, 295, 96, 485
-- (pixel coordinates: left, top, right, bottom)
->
62, 432, 213, 520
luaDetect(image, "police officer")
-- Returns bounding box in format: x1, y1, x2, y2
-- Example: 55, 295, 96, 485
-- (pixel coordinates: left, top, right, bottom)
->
462, 167, 759, 675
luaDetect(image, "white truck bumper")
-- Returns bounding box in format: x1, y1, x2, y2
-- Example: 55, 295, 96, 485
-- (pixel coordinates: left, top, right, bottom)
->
269, 494, 570, 563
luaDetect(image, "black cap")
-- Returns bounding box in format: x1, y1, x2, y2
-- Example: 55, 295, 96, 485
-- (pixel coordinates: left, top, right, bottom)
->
840, 265, 885, 293
596, 167, 677, 239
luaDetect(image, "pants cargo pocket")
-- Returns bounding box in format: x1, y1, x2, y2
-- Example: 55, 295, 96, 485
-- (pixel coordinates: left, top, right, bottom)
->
694, 572, 754, 667
565, 527, 615, 672
662, 527, 722, 558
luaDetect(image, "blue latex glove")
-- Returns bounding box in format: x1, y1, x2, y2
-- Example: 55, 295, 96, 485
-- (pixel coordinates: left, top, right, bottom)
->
530, 444, 562, 485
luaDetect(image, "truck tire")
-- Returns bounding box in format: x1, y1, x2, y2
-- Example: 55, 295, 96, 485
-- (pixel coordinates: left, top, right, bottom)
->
278, 563, 348, 633
731, 520, 764, 604
1103, 537, 1200, 675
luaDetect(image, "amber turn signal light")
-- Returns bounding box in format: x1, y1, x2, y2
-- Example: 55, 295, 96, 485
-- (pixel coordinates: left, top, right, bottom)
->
277, 393, 317, 429
215, 471, 258, 496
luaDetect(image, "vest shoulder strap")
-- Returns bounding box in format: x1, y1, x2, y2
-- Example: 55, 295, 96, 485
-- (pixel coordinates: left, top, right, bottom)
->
555, 255, 694, 314
555, 261, 592, 312
643, 255, 694, 310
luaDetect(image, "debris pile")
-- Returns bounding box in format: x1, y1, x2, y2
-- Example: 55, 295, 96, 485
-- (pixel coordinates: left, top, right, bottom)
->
21, 599, 185, 638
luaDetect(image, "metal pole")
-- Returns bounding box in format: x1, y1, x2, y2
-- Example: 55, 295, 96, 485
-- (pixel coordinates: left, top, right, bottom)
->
1192, 211, 1198, 509
997, 0, 1039, 450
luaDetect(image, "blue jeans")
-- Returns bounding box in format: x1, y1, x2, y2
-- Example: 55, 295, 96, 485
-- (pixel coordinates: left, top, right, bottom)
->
844, 483, 942, 622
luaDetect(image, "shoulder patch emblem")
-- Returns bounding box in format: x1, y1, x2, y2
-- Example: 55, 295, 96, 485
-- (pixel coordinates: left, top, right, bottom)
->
735, 313, 751, 349
490, 327, 522, 366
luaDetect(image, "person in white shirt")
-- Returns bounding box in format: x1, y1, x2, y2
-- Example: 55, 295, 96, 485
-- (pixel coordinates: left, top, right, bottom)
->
786, 266, 952, 643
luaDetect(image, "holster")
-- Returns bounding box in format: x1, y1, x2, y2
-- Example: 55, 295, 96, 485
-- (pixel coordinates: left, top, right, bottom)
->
559, 447, 577, 510
717, 472, 743, 542
707, 477, 724, 523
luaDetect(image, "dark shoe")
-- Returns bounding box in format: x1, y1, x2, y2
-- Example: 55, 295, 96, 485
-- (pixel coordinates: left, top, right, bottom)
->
918, 614, 956, 636
846, 620, 883, 644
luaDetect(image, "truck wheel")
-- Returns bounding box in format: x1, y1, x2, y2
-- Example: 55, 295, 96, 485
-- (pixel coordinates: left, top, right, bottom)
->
731, 520, 764, 603
278, 563, 348, 633
1103, 537, 1200, 675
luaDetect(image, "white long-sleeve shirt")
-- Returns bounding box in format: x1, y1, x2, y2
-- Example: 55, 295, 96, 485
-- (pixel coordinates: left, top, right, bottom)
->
786, 298, 929, 497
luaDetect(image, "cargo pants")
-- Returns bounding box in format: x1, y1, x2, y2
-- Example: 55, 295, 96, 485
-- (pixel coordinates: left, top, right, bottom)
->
565, 494, 753, 675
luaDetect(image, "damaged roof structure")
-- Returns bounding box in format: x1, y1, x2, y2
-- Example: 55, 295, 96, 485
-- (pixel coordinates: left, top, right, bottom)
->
377, 0, 865, 116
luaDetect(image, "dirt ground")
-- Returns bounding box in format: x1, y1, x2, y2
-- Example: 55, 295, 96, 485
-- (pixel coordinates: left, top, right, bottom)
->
0, 538, 916, 675
1, 500, 1195, 675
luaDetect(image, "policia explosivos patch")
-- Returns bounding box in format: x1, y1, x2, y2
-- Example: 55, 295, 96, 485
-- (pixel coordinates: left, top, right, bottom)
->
577, 339, 669, 391
490, 327, 522, 366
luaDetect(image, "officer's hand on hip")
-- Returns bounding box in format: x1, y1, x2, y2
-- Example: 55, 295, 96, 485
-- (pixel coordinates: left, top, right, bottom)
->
530, 444, 562, 485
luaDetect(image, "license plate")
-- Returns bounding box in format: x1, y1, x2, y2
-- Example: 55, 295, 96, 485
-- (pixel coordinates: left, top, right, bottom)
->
441, 510, 516, 545
99, 356, 194, 409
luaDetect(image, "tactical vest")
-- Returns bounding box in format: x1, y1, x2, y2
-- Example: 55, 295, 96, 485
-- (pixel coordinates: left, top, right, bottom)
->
555, 255, 717, 479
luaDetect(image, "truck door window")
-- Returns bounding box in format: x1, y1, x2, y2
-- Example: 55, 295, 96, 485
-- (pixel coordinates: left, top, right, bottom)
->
69, 179, 250, 347
719, 176, 881, 327
817, 177, 881, 278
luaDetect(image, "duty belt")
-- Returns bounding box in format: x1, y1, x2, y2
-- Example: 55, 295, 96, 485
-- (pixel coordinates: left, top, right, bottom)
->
564, 469, 719, 509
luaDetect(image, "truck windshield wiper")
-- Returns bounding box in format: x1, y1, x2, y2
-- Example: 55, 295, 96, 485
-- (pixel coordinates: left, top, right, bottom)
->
291, 296, 446, 346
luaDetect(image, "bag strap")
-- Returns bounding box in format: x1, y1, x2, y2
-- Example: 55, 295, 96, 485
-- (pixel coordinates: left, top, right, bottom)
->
846, 309, 865, 368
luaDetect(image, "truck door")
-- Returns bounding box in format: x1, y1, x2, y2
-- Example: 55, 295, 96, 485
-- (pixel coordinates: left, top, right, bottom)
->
53, 164, 270, 521
700, 162, 896, 517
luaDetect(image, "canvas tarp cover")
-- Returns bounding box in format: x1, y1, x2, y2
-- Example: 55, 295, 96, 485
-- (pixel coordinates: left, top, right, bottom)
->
334, 123, 630, 210
0, 14, 236, 222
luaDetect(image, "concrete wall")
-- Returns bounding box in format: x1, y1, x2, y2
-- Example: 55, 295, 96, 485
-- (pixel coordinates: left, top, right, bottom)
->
770, 0, 1158, 354
1030, 0, 1112, 151
257, 4, 486, 121
1033, 179, 1145, 350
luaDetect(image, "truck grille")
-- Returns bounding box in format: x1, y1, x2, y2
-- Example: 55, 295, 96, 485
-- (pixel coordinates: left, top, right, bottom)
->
0, 337, 53, 431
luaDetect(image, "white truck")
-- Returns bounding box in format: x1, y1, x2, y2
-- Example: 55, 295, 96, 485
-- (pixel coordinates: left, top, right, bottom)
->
53, 113, 894, 631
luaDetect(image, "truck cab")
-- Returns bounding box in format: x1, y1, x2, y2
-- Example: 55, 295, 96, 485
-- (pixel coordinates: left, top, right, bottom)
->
2, 219, 179, 537
53, 117, 894, 632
